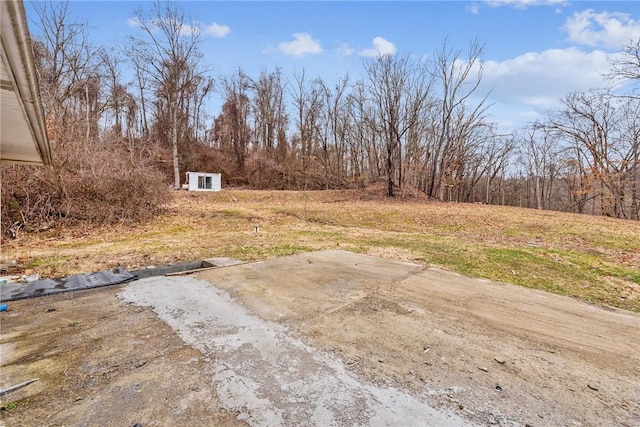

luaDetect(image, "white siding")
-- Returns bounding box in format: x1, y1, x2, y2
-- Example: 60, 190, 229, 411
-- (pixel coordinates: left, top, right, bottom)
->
186, 172, 221, 191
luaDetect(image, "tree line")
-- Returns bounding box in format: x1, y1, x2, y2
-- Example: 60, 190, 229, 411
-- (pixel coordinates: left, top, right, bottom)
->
2, 1, 639, 238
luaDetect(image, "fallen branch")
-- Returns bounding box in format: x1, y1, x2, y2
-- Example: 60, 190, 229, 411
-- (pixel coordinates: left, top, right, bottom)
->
0, 378, 39, 397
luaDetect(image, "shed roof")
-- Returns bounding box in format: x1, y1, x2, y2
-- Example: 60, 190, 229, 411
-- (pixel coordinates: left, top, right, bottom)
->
1, 0, 51, 165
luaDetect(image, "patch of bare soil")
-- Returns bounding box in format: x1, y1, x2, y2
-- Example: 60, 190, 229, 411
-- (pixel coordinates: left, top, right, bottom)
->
0, 287, 244, 427
199, 251, 640, 427
349, 178, 433, 202
305, 283, 640, 426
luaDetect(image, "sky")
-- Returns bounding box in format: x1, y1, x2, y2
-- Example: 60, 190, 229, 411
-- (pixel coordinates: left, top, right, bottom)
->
24, 0, 640, 133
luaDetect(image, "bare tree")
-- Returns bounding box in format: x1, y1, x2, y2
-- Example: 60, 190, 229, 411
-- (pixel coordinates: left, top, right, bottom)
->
608, 37, 640, 94
482, 134, 515, 204
100, 48, 127, 138
213, 68, 251, 172
290, 70, 324, 188
31, 0, 99, 144
519, 124, 559, 210
362, 54, 433, 196
316, 75, 351, 188
346, 83, 380, 182
251, 68, 288, 160
618, 96, 640, 219
121, 45, 151, 138
426, 39, 491, 199
126, 1, 209, 189
546, 91, 639, 218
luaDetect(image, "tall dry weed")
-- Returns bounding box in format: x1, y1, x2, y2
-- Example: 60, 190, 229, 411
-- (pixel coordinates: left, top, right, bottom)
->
1, 138, 170, 240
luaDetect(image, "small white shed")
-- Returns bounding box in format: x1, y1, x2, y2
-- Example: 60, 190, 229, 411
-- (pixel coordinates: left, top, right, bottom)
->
185, 171, 222, 191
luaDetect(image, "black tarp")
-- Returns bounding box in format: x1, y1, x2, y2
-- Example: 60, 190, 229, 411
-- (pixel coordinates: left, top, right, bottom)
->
0, 267, 135, 302
0, 260, 235, 302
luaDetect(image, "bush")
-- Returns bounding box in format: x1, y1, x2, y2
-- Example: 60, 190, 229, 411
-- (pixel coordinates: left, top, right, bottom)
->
1, 139, 170, 240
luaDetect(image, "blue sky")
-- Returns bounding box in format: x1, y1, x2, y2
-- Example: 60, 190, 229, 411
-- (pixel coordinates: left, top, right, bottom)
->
25, 0, 640, 132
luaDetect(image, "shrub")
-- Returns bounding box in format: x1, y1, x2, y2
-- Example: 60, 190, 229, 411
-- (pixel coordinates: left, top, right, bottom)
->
1, 138, 170, 240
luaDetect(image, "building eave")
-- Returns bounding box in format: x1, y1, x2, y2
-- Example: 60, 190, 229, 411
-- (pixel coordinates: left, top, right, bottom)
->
1, 0, 51, 166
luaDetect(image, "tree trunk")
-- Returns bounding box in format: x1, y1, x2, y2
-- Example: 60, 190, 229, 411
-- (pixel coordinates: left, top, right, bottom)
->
387, 142, 394, 197
171, 105, 180, 189
535, 174, 543, 210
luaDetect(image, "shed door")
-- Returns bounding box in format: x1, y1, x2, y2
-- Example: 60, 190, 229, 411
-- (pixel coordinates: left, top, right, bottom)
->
198, 175, 212, 190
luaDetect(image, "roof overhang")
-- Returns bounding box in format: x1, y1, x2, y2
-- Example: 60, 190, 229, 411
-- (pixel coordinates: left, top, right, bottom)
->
1, 0, 51, 166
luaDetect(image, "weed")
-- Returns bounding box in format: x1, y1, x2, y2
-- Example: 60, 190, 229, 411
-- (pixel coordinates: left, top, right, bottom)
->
1, 401, 17, 411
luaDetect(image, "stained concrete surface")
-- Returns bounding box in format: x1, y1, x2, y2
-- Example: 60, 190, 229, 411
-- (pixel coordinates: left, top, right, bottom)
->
120, 274, 471, 426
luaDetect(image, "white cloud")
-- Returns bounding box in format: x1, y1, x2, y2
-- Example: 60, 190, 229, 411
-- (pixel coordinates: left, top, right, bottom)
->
205, 22, 231, 38
471, 47, 622, 130
563, 9, 640, 50
336, 42, 356, 56
518, 110, 544, 121
359, 37, 397, 57
480, 48, 613, 107
467, 3, 481, 15
127, 17, 142, 28
128, 16, 230, 39
486, 103, 544, 132
179, 24, 200, 37
485, 0, 569, 9
469, 0, 568, 15
277, 33, 323, 56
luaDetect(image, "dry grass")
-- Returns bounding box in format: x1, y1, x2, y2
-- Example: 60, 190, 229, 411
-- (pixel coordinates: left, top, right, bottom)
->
2, 188, 639, 312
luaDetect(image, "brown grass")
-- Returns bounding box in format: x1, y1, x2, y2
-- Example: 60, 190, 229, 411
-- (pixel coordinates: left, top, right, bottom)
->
2, 188, 639, 312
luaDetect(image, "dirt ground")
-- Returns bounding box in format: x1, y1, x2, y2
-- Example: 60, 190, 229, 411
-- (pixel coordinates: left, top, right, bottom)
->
0, 285, 244, 427
1, 250, 639, 426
